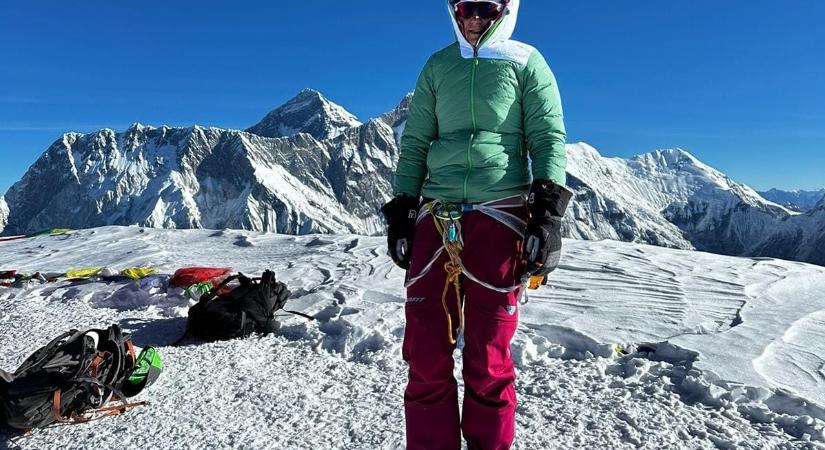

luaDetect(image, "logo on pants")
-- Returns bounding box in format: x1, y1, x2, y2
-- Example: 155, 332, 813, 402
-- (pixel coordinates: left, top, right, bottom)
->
504, 305, 517, 316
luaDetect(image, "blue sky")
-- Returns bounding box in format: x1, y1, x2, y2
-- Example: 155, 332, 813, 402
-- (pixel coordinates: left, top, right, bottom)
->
1, 1, 823, 195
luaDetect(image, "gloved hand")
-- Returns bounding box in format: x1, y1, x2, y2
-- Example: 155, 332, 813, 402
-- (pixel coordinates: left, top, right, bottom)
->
524, 179, 573, 277
380, 194, 420, 269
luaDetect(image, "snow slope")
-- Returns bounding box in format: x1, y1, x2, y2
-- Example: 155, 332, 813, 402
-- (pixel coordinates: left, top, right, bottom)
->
2, 227, 825, 449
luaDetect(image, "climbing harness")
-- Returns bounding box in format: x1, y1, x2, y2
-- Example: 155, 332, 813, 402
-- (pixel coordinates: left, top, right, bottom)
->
405, 195, 542, 344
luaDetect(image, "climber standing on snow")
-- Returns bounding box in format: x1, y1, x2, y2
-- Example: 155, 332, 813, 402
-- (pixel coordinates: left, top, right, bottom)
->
381, 0, 573, 449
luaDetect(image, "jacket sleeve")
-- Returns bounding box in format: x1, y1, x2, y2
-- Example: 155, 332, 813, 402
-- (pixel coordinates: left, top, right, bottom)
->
393, 58, 438, 197
522, 50, 567, 186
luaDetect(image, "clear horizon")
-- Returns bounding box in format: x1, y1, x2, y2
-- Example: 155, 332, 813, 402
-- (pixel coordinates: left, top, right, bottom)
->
1, 1, 823, 195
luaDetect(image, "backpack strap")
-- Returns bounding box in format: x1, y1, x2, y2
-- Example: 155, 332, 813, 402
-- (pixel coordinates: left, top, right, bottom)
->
52, 390, 72, 423
259, 270, 314, 320
52, 389, 148, 425
125, 339, 137, 362
280, 309, 316, 321
94, 326, 129, 396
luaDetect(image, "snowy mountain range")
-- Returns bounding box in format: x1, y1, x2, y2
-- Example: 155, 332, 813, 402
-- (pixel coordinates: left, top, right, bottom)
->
565, 145, 825, 265
758, 188, 825, 212
1, 89, 824, 265
2, 90, 398, 237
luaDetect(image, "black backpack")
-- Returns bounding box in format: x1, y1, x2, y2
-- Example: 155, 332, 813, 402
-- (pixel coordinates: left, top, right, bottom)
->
184, 270, 312, 342
0, 325, 145, 431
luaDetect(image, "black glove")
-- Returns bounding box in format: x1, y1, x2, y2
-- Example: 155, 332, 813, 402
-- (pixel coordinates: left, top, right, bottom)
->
380, 194, 420, 269
524, 179, 573, 277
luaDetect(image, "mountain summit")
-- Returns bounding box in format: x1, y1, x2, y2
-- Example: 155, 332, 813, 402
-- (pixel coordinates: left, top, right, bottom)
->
246, 89, 361, 141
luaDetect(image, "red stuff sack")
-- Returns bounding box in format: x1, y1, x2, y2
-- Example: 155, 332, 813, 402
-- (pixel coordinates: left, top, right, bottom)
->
169, 267, 232, 289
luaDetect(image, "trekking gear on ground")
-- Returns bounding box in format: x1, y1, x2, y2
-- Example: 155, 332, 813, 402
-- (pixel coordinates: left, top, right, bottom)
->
1, 272, 61, 288
120, 267, 159, 280
0, 325, 153, 431
0, 271, 16, 280
453, 0, 505, 20
0, 229, 71, 244
182, 270, 313, 342
7, 272, 48, 288
184, 281, 214, 301
65, 267, 103, 280
381, 195, 420, 270
524, 179, 573, 277
169, 267, 232, 289
122, 347, 162, 398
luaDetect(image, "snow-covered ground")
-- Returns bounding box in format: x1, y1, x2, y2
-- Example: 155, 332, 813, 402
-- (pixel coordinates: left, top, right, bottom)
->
2, 227, 825, 449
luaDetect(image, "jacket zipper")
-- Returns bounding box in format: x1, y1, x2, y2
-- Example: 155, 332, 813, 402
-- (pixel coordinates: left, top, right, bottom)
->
463, 48, 479, 203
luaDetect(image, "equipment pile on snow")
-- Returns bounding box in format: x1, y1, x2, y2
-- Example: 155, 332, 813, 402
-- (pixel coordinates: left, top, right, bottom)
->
180, 269, 313, 342
0, 325, 162, 431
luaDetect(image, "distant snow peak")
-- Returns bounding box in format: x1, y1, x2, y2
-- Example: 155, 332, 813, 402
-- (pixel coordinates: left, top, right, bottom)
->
633, 148, 714, 179
380, 92, 413, 129
246, 89, 361, 141
758, 188, 825, 212
127, 122, 148, 132
379, 93, 414, 146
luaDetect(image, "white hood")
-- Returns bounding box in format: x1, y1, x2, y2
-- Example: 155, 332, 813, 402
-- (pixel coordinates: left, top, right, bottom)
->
447, 0, 535, 65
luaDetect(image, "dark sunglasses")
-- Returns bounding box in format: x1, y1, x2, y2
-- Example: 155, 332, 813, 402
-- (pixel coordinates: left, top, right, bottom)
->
454, 1, 505, 20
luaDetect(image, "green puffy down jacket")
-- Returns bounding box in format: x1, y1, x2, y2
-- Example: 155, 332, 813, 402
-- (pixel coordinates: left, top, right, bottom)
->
393, 0, 566, 203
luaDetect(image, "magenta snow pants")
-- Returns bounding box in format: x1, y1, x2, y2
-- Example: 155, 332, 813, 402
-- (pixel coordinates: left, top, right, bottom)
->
403, 200, 527, 450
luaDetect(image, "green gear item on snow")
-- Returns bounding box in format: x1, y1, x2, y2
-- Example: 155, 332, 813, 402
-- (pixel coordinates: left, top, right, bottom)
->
393, 0, 566, 204
122, 346, 162, 398
185, 281, 214, 300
